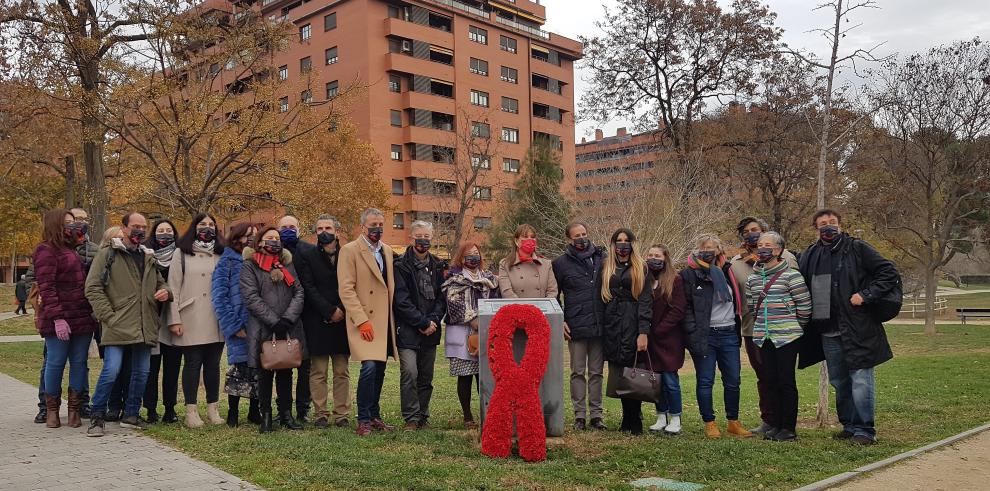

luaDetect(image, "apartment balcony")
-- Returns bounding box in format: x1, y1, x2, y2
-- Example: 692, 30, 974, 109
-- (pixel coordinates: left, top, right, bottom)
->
402, 90, 456, 114
385, 17, 453, 50
403, 124, 456, 146
385, 52, 454, 80
532, 115, 563, 136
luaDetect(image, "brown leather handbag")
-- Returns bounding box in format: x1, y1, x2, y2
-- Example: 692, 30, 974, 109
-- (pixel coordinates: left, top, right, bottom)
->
260, 334, 301, 370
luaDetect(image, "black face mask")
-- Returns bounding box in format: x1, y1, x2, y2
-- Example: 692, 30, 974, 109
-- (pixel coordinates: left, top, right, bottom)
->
129, 229, 146, 245
820, 225, 840, 243
697, 251, 716, 264
263, 239, 282, 255
197, 227, 216, 242
414, 238, 431, 253
573, 237, 591, 251
647, 259, 665, 273
614, 242, 632, 257
756, 247, 776, 263
463, 255, 481, 269
317, 231, 336, 245
156, 233, 175, 247
367, 226, 383, 243
77, 222, 89, 238
744, 232, 761, 247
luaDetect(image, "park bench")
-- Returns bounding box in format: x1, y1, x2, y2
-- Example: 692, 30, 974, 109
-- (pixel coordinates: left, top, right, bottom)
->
956, 308, 990, 324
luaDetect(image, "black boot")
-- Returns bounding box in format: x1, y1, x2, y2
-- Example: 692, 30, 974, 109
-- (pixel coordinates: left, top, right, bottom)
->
247, 398, 262, 425
145, 408, 159, 424
34, 407, 47, 424
162, 406, 178, 424
296, 405, 310, 425
278, 410, 302, 430
226, 406, 239, 428
259, 411, 273, 434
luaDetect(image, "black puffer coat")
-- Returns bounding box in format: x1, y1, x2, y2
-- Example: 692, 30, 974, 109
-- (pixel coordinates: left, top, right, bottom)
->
240, 247, 306, 369
552, 245, 606, 340
393, 248, 447, 350
595, 261, 652, 367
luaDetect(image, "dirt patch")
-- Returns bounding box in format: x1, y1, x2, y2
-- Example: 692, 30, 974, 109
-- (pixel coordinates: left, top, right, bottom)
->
833, 428, 990, 491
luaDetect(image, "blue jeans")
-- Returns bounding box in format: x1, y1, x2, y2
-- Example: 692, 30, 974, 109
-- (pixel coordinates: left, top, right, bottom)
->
692, 329, 742, 422
654, 371, 682, 415
822, 336, 876, 439
44, 334, 93, 396
91, 344, 151, 418
356, 361, 387, 423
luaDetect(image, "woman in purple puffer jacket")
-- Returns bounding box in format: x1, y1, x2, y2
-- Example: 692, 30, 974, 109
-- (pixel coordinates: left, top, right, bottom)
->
33, 208, 99, 428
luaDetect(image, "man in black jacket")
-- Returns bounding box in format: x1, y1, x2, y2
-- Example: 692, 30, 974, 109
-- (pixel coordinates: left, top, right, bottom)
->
798, 209, 899, 446
393, 220, 447, 430
278, 214, 313, 423
296, 215, 351, 428
551, 221, 608, 431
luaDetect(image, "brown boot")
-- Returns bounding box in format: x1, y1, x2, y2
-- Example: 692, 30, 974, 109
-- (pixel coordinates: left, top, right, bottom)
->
67, 389, 83, 428
45, 394, 61, 428
704, 421, 721, 439
727, 420, 754, 438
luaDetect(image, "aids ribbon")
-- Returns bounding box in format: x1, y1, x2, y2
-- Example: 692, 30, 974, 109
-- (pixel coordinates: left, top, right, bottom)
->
481, 304, 550, 462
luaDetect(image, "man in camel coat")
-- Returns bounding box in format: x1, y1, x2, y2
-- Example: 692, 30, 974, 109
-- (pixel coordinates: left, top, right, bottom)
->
337, 207, 398, 436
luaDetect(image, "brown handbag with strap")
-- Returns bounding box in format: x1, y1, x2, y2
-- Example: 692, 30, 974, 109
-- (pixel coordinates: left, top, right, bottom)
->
260, 333, 302, 370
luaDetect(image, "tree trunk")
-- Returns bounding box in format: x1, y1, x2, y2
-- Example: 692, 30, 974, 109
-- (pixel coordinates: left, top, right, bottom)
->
83, 137, 108, 234
924, 265, 938, 335
64, 156, 76, 208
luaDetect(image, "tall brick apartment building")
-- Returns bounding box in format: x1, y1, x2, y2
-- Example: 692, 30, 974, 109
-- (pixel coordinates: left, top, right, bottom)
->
208, 0, 581, 246
575, 127, 662, 209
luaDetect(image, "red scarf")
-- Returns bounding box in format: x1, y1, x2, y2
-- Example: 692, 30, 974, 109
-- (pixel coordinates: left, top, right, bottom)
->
517, 250, 534, 263
254, 252, 295, 286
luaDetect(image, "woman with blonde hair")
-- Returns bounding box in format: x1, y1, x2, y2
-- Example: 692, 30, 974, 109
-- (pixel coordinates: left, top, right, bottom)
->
596, 228, 652, 435
100, 226, 123, 247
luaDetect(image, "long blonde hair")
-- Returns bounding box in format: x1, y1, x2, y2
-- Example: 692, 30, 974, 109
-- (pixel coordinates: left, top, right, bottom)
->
649, 244, 677, 302
601, 228, 646, 302
100, 226, 123, 247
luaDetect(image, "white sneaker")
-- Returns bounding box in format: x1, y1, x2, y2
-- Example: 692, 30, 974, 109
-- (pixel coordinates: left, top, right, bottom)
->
649, 413, 668, 432
664, 414, 682, 435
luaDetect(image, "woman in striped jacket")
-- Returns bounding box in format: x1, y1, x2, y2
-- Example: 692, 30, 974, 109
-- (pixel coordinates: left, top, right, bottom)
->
746, 231, 812, 442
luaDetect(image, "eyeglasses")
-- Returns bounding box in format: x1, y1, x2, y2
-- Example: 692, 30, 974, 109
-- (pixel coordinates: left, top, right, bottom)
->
74, 217, 91, 224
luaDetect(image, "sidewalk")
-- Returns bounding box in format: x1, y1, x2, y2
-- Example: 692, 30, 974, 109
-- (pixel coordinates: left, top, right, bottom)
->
832, 428, 990, 490
0, 373, 261, 491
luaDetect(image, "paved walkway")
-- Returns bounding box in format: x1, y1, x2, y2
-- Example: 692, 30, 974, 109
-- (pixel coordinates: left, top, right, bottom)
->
833, 427, 990, 490
0, 373, 261, 491
0, 335, 42, 343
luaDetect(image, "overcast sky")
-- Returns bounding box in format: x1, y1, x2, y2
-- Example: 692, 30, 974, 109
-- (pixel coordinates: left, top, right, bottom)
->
539, 0, 990, 141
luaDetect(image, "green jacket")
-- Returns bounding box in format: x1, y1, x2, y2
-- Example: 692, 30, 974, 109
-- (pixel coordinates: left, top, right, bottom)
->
84, 239, 171, 347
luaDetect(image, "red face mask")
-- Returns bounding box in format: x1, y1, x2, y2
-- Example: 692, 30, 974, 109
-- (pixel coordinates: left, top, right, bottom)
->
519, 238, 537, 255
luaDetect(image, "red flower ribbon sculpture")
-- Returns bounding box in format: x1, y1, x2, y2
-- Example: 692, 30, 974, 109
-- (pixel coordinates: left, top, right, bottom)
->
481, 304, 550, 462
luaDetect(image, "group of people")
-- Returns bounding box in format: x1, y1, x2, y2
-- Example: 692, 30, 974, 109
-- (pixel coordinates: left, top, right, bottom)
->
29, 204, 898, 445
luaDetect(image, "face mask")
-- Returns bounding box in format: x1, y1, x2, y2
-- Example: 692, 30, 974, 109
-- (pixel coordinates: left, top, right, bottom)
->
263, 239, 282, 255
129, 229, 146, 245
317, 231, 336, 245
647, 259, 666, 273
63, 223, 78, 238
519, 238, 537, 255
279, 228, 298, 247
614, 242, 632, 257
756, 247, 776, 263
156, 233, 175, 247
414, 238, 431, 253
820, 225, 839, 243
367, 226, 383, 243
573, 237, 590, 251
463, 255, 481, 269
196, 227, 216, 242
76, 223, 89, 238
744, 232, 761, 247
697, 251, 716, 264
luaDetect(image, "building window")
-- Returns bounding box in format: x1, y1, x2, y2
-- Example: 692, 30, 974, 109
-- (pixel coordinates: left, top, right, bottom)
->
279, 96, 288, 113
471, 154, 491, 169
469, 58, 488, 76
473, 217, 492, 230
472, 122, 491, 138
388, 4, 410, 21
300, 89, 312, 103
505, 188, 517, 200
324, 12, 337, 31
429, 47, 453, 65
470, 89, 489, 107
435, 180, 456, 195
209, 63, 220, 75
500, 35, 517, 53
224, 58, 236, 70
390, 110, 402, 127
390, 144, 402, 161
325, 47, 338, 65
389, 74, 402, 93
501, 127, 519, 143
300, 56, 312, 73
473, 186, 492, 200
394, 213, 405, 230
278, 65, 288, 81
501, 96, 519, 113
469, 26, 488, 44
500, 66, 518, 84
502, 157, 520, 173
299, 24, 311, 42
325, 80, 339, 99
392, 179, 404, 195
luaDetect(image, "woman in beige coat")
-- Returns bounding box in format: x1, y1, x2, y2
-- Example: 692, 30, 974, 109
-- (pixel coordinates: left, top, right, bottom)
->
497, 224, 558, 299
165, 214, 225, 428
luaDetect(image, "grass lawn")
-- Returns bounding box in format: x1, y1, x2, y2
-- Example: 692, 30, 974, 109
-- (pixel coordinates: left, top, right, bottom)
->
0, 284, 18, 312
2, 324, 989, 490
0, 313, 38, 336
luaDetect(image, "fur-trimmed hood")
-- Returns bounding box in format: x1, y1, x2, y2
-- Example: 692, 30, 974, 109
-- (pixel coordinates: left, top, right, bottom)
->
109, 237, 153, 255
